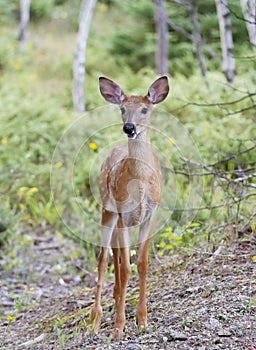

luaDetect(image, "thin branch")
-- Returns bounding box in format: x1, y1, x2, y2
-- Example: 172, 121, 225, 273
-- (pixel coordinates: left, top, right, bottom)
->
224, 104, 256, 116
225, 1, 256, 25
169, 91, 256, 114
170, 192, 256, 212
239, 210, 256, 233
208, 144, 256, 167
189, 92, 256, 107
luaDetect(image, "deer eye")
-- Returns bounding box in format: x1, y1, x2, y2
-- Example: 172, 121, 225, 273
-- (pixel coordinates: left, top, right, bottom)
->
120, 107, 125, 115
141, 107, 148, 114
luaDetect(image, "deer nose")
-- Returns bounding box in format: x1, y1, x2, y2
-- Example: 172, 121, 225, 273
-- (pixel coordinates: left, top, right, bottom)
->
123, 123, 136, 135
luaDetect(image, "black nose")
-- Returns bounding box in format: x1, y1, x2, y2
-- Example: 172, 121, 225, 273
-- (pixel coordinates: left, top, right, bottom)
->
123, 123, 136, 135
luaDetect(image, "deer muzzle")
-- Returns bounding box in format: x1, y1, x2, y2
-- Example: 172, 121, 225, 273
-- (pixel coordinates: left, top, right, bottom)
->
123, 123, 137, 139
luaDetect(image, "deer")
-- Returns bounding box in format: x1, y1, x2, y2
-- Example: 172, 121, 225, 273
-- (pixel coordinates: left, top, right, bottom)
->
90, 76, 169, 340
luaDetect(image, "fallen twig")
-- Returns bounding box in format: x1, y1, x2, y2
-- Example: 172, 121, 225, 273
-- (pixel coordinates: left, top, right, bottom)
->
17, 333, 47, 348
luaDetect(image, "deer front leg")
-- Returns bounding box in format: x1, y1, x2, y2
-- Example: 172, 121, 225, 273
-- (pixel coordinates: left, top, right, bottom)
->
90, 210, 118, 333
113, 246, 131, 340
136, 239, 150, 330
90, 246, 109, 333
136, 217, 155, 331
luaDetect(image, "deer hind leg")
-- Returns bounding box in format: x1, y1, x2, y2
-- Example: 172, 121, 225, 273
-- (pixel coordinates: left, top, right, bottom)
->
90, 210, 118, 334
112, 247, 121, 309
136, 216, 155, 331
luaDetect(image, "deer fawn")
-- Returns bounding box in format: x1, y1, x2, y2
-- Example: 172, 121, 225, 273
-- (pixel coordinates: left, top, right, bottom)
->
90, 76, 169, 340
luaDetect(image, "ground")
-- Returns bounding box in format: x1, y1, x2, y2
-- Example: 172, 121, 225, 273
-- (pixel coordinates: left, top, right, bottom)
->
0, 227, 255, 350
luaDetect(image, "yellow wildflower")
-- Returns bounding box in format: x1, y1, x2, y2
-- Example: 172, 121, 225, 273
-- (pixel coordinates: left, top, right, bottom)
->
30, 73, 38, 81
168, 137, 175, 144
17, 187, 38, 202
22, 213, 30, 221
56, 230, 63, 240
27, 187, 39, 196
13, 60, 22, 71
89, 142, 98, 151
7, 315, 16, 322
55, 161, 63, 169
1, 137, 7, 145
17, 187, 28, 200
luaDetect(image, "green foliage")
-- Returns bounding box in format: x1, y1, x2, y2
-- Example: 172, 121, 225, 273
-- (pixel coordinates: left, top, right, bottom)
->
0, 1, 255, 259
0, 23, 74, 229
155, 222, 203, 256
102, 0, 254, 75
0, 34, 16, 71
0, 0, 79, 23
109, 31, 155, 72
0, 0, 18, 21
0, 201, 16, 247
30, 0, 56, 20
107, 1, 155, 73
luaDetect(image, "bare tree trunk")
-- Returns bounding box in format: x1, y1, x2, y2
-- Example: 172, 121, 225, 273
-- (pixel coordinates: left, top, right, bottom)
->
154, 0, 169, 76
73, 0, 97, 112
240, 0, 256, 52
215, 0, 236, 83
19, 0, 30, 47
190, 0, 208, 85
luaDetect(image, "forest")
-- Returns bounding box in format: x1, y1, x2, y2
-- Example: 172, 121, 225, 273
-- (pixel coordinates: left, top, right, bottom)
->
0, 0, 255, 349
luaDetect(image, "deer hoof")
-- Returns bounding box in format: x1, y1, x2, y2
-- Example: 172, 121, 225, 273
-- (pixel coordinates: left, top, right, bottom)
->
138, 323, 147, 333
90, 306, 102, 333
136, 315, 148, 332
112, 327, 123, 340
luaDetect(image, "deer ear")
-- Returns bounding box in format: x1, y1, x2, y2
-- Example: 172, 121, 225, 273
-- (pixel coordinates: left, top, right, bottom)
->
147, 76, 169, 105
99, 77, 126, 105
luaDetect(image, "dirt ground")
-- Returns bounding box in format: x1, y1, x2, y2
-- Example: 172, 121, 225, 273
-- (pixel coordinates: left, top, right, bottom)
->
0, 227, 255, 350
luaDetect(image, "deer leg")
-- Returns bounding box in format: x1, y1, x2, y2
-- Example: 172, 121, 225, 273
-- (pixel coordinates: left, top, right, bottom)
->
90, 210, 118, 333
112, 214, 127, 310
113, 246, 131, 340
136, 217, 155, 331
112, 247, 121, 309
90, 246, 109, 333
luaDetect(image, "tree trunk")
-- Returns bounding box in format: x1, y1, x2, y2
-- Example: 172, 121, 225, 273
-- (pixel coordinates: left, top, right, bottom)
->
215, 0, 236, 83
73, 0, 97, 113
167, 18, 221, 63
190, 0, 208, 84
19, 0, 30, 47
154, 0, 169, 76
240, 0, 256, 52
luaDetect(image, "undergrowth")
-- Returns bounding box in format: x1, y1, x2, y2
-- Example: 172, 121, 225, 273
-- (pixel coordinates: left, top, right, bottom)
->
0, 7, 255, 261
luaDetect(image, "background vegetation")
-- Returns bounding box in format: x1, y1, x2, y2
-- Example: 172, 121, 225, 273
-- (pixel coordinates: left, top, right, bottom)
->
0, 0, 255, 263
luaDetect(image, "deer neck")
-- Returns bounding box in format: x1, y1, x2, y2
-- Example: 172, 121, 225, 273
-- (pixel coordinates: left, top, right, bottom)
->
127, 131, 154, 177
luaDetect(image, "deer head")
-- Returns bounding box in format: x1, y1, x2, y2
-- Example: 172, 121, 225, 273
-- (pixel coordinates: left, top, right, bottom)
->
99, 76, 169, 140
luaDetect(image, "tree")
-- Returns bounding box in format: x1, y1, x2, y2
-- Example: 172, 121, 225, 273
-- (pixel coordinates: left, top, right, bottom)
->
73, 0, 97, 113
215, 0, 236, 83
190, 0, 208, 84
19, 0, 30, 47
240, 0, 256, 52
167, 18, 221, 63
154, 0, 169, 75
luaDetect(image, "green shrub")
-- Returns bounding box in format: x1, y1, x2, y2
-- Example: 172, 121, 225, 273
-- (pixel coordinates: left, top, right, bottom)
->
30, 0, 56, 21
0, 5, 255, 255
